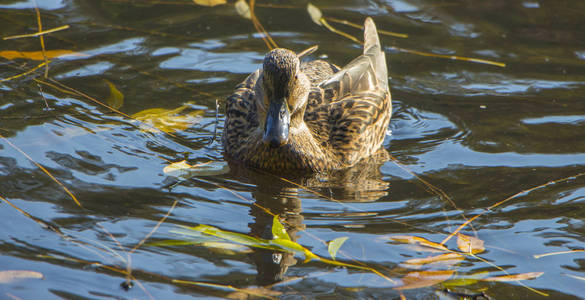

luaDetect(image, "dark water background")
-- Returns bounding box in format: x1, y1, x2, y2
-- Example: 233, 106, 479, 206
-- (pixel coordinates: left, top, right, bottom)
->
1, 0, 585, 299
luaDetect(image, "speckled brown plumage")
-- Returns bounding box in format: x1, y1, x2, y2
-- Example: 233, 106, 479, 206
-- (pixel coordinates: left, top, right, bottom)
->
222, 18, 392, 173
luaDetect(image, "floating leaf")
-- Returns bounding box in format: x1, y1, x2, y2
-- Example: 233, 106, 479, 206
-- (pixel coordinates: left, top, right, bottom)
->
328, 237, 348, 260
163, 160, 229, 179
132, 104, 203, 133
395, 270, 454, 290
271, 215, 290, 240
201, 242, 252, 255
456, 233, 485, 254
388, 235, 449, 252
0, 270, 43, 283
307, 3, 323, 25
564, 273, 585, 281
0, 50, 84, 60
226, 287, 282, 299
442, 271, 490, 288
104, 79, 124, 109
163, 160, 194, 177
403, 253, 464, 266
234, 0, 251, 19
481, 272, 544, 282
193, 0, 226, 7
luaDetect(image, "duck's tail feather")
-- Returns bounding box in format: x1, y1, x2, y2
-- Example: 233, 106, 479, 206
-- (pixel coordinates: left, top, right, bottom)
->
320, 17, 389, 94
363, 17, 388, 91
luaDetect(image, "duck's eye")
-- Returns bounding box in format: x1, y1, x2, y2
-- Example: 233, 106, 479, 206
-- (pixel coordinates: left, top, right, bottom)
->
294, 75, 298, 80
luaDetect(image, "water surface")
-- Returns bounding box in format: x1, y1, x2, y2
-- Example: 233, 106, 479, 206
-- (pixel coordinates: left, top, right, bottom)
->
1, 0, 585, 299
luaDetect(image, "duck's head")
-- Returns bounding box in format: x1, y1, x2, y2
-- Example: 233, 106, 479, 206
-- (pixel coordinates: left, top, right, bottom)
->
261, 48, 311, 148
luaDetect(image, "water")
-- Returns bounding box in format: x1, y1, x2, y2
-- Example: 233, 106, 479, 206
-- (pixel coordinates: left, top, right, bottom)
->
1, 0, 585, 299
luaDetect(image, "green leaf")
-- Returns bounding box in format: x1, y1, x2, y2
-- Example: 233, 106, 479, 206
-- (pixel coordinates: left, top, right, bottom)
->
104, 79, 124, 109
271, 215, 290, 240
327, 237, 348, 260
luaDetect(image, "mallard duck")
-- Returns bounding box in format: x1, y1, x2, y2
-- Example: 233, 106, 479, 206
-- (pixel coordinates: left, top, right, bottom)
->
222, 17, 392, 172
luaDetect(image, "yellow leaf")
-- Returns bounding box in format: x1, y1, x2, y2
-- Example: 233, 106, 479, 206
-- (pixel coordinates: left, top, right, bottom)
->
388, 235, 449, 252
234, 0, 251, 19
0, 270, 44, 283
403, 253, 464, 266
394, 270, 454, 290
481, 272, 544, 282
104, 79, 124, 109
193, 0, 226, 7
0, 50, 84, 60
163, 160, 193, 177
271, 215, 290, 240
328, 237, 348, 261
456, 233, 485, 254
132, 105, 203, 133
307, 3, 323, 25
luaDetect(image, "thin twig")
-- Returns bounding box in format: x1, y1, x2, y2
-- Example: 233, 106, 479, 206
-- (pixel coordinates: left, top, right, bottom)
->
3, 25, 70, 40
32, 0, 49, 77
0, 133, 82, 208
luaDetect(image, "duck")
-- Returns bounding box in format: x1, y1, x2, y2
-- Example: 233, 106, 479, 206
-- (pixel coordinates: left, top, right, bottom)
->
222, 17, 392, 173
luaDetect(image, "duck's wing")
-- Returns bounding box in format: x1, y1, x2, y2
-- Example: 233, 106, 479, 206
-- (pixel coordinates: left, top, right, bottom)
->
222, 69, 261, 155
304, 18, 392, 167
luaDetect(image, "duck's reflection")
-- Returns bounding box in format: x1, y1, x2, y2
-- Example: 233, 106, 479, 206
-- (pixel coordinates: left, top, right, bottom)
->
226, 149, 390, 285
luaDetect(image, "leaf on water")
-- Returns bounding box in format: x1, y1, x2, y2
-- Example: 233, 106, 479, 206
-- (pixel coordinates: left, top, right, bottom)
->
234, 0, 251, 20
163, 160, 230, 179
388, 235, 449, 252
403, 253, 464, 266
0, 270, 44, 283
163, 160, 193, 177
394, 270, 454, 290
564, 273, 585, 281
0, 50, 84, 60
456, 233, 485, 254
131, 104, 203, 133
188, 224, 294, 253
201, 242, 252, 255
481, 272, 544, 282
271, 215, 290, 240
104, 79, 124, 109
327, 237, 348, 260
193, 0, 226, 7
441, 271, 490, 288
307, 3, 323, 25
226, 287, 282, 299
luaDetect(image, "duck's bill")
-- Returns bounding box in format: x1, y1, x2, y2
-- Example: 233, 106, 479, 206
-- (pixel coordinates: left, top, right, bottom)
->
263, 98, 290, 148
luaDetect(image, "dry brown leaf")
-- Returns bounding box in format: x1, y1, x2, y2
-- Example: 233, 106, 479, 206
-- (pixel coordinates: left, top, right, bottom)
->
0, 270, 44, 283
0, 50, 84, 60
482, 272, 544, 282
456, 233, 485, 254
193, 0, 226, 7
394, 270, 454, 290
403, 253, 464, 266
389, 235, 449, 252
